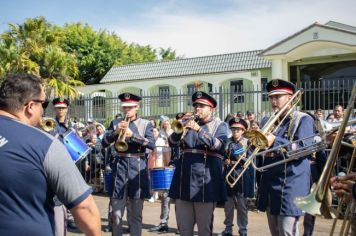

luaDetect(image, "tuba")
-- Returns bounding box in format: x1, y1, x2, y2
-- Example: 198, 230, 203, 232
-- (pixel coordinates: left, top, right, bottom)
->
294, 84, 356, 219
225, 89, 304, 188
114, 114, 130, 152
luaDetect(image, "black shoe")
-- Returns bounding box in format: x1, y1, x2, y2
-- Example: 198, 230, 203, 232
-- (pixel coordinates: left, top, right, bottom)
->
103, 226, 112, 232
123, 227, 130, 234
175, 229, 180, 234
67, 220, 77, 229
219, 232, 233, 236
157, 223, 169, 233
149, 223, 168, 232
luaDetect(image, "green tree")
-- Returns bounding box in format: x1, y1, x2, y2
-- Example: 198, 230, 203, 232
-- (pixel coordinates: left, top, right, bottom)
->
122, 43, 157, 64
159, 47, 177, 61
0, 17, 82, 98
1, 17, 178, 87
61, 23, 163, 84
61, 23, 127, 84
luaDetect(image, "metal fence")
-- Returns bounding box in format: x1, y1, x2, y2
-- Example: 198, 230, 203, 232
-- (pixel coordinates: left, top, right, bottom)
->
44, 79, 356, 126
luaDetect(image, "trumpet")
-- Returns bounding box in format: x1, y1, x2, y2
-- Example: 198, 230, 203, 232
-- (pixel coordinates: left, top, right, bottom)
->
225, 89, 304, 188
114, 114, 130, 152
171, 112, 199, 134
294, 84, 356, 219
40, 117, 56, 132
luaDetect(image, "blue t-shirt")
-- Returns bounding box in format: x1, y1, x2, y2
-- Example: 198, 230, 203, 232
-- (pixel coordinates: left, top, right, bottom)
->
0, 115, 91, 236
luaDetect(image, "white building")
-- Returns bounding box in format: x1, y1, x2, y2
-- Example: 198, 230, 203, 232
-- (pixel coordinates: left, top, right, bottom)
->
76, 21, 356, 120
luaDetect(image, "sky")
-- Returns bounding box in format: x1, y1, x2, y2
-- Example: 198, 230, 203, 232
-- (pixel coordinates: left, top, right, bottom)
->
1, 0, 356, 58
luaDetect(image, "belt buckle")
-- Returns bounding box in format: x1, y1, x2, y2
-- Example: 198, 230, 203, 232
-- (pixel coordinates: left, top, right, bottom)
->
192, 149, 198, 153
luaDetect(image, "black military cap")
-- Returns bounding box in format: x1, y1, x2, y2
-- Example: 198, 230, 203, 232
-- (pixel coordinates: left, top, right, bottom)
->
52, 97, 69, 108
118, 93, 141, 107
266, 79, 296, 96
229, 117, 248, 130
192, 91, 217, 108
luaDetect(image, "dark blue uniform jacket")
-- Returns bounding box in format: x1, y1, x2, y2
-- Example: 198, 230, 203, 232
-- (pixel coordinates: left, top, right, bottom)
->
257, 110, 313, 216
168, 117, 228, 202
102, 116, 155, 199
224, 137, 255, 198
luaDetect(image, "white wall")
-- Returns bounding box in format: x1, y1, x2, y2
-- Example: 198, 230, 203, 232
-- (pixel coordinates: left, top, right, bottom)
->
77, 70, 261, 96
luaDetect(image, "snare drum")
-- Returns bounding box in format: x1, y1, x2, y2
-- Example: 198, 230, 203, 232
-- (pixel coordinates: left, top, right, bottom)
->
150, 168, 175, 191
62, 130, 91, 163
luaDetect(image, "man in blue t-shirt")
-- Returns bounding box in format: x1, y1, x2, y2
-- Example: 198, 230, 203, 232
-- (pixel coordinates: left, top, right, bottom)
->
0, 73, 101, 236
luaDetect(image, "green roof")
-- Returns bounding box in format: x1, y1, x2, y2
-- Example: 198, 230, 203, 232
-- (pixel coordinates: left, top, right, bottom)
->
100, 50, 271, 83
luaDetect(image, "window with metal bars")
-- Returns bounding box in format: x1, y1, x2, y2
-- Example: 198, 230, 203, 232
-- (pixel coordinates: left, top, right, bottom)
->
92, 96, 106, 119
159, 86, 170, 107
231, 80, 244, 103
261, 77, 269, 101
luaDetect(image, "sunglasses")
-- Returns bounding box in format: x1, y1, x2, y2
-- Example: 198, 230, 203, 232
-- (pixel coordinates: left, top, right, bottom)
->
25, 99, 49, 109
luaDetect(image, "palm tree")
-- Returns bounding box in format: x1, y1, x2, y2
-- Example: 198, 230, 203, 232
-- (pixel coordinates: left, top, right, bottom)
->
42, 46, 81, 98
0, 17, 83, 98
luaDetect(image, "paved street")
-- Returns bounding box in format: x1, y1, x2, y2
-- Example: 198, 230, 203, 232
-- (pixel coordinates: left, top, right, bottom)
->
67, 194, 343, 235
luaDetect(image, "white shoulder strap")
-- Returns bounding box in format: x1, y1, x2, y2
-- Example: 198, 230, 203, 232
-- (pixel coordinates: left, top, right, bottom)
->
133, 118, 149, 137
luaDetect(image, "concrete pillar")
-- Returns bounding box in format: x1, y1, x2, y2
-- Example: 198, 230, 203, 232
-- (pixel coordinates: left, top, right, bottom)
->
272, 59, 288, 80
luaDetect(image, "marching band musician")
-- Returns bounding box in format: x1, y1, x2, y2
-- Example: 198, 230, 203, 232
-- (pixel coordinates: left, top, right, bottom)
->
168, 91, 228, 236
51, 97, 72, 136
221, 118, 254, 236
50, 97, 77, 234
256, 79, 314, 236
102, 92, 155, 236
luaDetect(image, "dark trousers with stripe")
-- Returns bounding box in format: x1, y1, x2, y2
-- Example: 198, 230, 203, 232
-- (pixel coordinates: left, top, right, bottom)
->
175, 199, 215, 236
266, 210, 300, 236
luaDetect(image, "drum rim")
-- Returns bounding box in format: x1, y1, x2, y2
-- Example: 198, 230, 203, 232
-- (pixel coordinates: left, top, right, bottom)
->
74, 148, 91, 163
151, 167, 175, 170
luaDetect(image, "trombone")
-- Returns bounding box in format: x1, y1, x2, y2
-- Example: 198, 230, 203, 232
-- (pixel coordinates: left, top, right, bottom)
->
114, 114, 130, 152
294, 84, 356, 219
225, 89, 304, 188
248, 118, 356, 172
